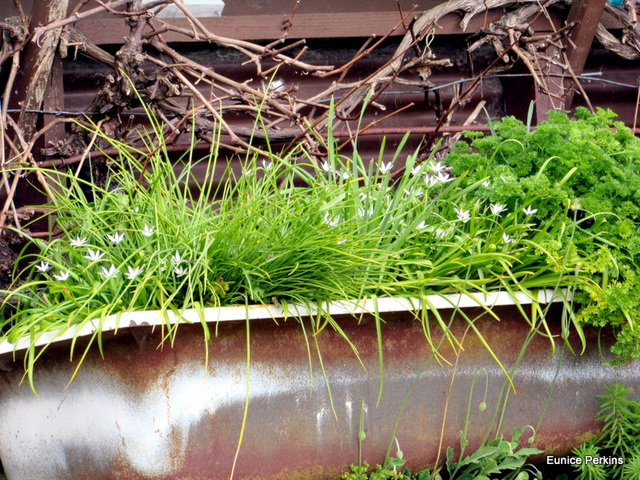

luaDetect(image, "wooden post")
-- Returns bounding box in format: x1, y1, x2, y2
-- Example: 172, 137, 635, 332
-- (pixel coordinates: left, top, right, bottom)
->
534, 0, 607, 123
10, 0, 70, 145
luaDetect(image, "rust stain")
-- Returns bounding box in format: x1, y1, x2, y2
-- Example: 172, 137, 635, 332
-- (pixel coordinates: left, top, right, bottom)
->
0, 305, 637, 479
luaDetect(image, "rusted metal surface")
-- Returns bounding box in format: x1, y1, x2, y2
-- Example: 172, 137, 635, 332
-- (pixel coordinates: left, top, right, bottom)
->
0, 303, 637, 480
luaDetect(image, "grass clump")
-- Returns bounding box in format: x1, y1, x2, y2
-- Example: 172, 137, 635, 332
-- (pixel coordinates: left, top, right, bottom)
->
1, 105, 637, 383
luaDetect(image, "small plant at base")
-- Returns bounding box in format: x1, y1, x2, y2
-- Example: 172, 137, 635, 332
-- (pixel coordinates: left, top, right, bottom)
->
573, 442, 608, 480
340, 427, 542, 480
572, 383, 640, 479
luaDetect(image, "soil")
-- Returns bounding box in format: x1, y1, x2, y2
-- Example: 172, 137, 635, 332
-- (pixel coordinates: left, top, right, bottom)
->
0, 234, 18, 289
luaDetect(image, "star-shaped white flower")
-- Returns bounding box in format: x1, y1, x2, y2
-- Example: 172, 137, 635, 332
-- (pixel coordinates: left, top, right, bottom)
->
174, 265, 188, 277
436, 172, 453, 183
125, 266, 143, 280
70, 236, 87, 247
321, 161, 331, 173
36, 260, 51, 273
171, 250, 185, 265
427, 161, 446, 173
141, 225, 155, 237
107, 232, 125, 244
425, 176, 439, 188
84, 249, 106, 262
416, 221, 428, 230
490, 204, 507, 215
336, 239, 347, 245
411, 165, 424, 175
482, 180, 491, 188
502, 233, 513, 244
522, 206, 538, 215
341, 170, 350, 180
262, 160, 273, 170
455, 207, 471, 223
53, 270, 71, 281
379, 161, 393, 174
100, 264, 119, 279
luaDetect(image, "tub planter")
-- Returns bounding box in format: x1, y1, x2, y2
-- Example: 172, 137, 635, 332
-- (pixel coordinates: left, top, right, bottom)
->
0, 290, 635, 480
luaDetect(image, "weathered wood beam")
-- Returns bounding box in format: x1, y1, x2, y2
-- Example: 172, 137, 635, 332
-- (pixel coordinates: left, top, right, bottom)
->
10, 0, 70, 144
563, 0, 608, 106
534, 0, 607, 122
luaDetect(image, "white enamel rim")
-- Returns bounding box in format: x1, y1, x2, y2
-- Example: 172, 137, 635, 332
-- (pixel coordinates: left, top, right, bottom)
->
0, 289, 569, 356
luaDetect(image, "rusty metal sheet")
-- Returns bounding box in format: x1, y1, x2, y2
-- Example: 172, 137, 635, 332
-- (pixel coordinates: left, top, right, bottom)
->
0, 303, 637, 479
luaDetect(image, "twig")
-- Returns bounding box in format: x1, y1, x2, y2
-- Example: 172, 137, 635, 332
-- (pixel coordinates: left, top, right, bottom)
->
13, 0, 28, 26
562, 50, 594, 113
31, 0, 169, 45
422, 0, 553, 153
338, 102, 415, 150
158, 1, 332, 74
280, 0, 300, 39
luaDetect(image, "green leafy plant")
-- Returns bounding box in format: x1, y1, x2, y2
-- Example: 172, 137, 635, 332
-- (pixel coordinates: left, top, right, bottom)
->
447, 107, 640, 361
340, 427, 542, 480
572, 383, 640, 480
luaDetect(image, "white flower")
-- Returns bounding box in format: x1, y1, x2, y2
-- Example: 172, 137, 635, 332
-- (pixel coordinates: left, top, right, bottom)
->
490, 204, 507, 215
379, 161, 393, 174
411, 165, 424, 175
36, 261, 51, 273
321, 161, 331, 173
341, 170, 350, 180
174, 265, 188, 277
141, 224, 155, 237
69, 236, 87, 247
262, 159, 273, 170
171, 250, 185, 265
522, 206, 538, 215
336, 239, 347, 245
107, 232, 125, 244
53, 270, 71, 281
436, 172, 453, 183
455, 207, 471, 223
502, 233, 513, 244
242, 168, 253, 176
482, 180, 491, 188
425, 176, 439, 188
428, 161, 446, 173
416, 221, 428, 230
84, 249, 106, 262
125, 266, 143, 280
99, 264, 119, 279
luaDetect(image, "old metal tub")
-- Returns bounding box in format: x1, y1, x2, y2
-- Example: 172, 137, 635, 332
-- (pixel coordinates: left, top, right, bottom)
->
0, 291, 636, 479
